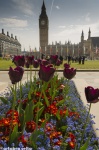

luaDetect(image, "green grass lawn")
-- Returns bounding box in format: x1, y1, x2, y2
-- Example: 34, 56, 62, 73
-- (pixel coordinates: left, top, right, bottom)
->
0, 59, 15, 70
57, 60, 99, 69
0, 59, 99, 70
62, 60, 99, 69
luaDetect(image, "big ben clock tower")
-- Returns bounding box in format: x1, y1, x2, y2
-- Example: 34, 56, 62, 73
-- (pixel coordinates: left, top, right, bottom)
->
39, 0, 49, 54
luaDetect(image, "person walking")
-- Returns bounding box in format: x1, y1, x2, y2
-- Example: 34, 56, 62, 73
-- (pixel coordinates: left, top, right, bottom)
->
82, 56, 85, 64
78, 56, 82, 64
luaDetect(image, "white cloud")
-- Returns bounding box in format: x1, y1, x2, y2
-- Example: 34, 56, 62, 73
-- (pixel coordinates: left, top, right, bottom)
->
50, 21, 99, 44
59, 26, 66, 29
0, 18, 28, 28
11, 0, 33, 15
56, 6, 60, 10
85, 13, 91, 22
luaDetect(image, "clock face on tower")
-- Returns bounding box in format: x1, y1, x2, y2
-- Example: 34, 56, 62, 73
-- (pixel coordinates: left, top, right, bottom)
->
41, 20, 45, 25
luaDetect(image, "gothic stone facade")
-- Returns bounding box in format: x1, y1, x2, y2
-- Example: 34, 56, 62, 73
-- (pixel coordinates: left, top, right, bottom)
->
0, 29, 21, 57
39, 1, 99, 59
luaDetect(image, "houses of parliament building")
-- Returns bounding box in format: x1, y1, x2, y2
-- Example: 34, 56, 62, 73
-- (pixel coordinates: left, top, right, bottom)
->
0, 29, 21, 57
39, 0, 99, 59
0, 0, 99, 59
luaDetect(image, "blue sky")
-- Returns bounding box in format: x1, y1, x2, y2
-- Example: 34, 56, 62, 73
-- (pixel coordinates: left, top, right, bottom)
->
0, 0, 99, 51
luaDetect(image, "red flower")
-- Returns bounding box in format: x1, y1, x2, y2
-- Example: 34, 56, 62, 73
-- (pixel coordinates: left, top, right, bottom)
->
8, 66, 24, 84
26, 121, 36, 132
18, 135, 28, 147
85, 86, 99, 103
46, 103, 58, 115
68, 132, 76, 149
39, 64, 55, 82
63, 67, 76, 80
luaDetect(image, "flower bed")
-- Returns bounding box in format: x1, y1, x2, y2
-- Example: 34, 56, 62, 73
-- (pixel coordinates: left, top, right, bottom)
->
0, 77, 98, 150
0, 55, 99, 150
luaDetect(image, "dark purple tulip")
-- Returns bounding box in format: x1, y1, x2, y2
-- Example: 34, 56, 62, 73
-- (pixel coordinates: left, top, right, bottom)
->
25, 62, 30, 68
13, 55, 25, 67
85, 86, 99, 103
25, 56, 34, 65
55, 59, 62, 66
64, 63, 70, 68
33, 59, 39, 68
63, 67, 76, 80
39, 64, 56, 82
41, 59, 49, 66
50, 55, 58, 65
8, 66, 24, 84
38, 59, 42, 64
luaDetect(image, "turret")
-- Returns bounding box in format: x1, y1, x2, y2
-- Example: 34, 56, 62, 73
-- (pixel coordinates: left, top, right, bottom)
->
88, 28, 91, 39
81, 30, 84, 42
41, 0, 47, 16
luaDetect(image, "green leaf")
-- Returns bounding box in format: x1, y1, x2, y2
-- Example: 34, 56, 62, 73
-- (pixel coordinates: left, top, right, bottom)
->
18, 107, 25, 129
28, 90, 32, 101
0, 97, 8, 104
42, 90, 49, 106
80, 137, 90, 150
10, 86, 15, 93
65, 109, 68, 117
40, 120, 47, 128
56, 110, 60, 120
33, 102, 43, 111
10, 124, 19, 144
36, 106, 44, 123
60, 126, 67, 132
29, 129, 43, 149
24, 100, 35, 123
56, 99, 64, 106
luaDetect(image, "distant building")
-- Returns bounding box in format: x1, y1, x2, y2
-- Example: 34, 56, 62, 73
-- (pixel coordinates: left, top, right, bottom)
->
79, 28, 99, 59
0, 29, 21, 57
38, 1, 99, 59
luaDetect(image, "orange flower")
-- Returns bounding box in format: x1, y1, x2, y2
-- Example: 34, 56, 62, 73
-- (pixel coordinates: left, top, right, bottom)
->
68, 141, 75, 149
49, 131, 62, 140
2, 118, 10, 126
6, 110, 19, 119
69, 111, 80, 119
46, 103, 58, 115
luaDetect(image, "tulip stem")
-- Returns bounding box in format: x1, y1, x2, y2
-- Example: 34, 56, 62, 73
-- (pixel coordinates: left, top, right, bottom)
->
79, 103, 91, 149
9, 83, 17, 145
36, 82, 43, 143
27, 69, 28, 83
20, 81, 22, 99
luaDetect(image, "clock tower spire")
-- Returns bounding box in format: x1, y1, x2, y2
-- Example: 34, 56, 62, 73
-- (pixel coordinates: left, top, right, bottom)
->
39, 0, 49, 54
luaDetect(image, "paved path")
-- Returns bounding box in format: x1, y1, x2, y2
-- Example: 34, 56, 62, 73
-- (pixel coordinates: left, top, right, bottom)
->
0, 71, 99, 137
72, 72, 99, 137
58, 72, 99, 138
